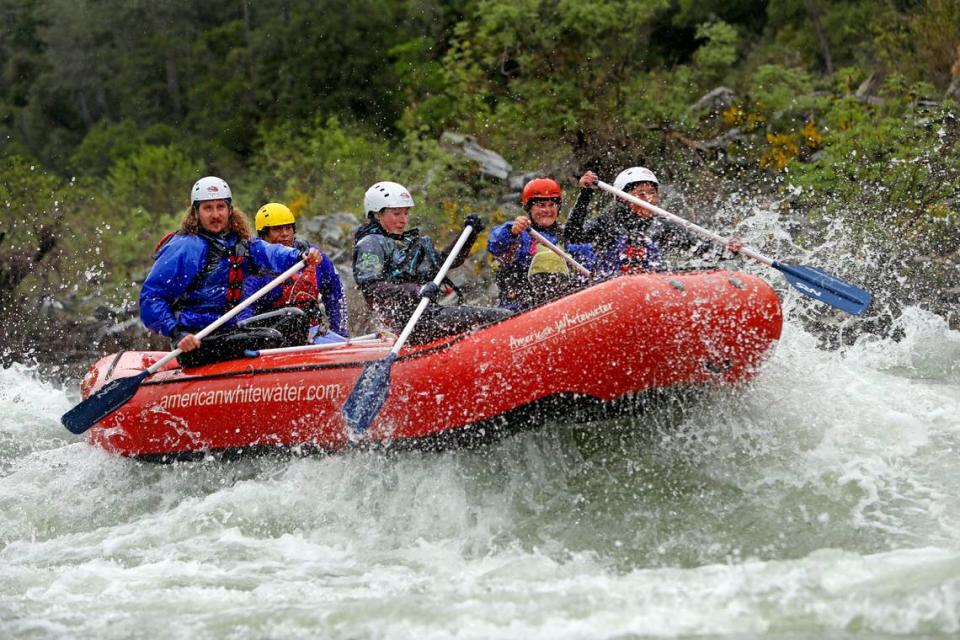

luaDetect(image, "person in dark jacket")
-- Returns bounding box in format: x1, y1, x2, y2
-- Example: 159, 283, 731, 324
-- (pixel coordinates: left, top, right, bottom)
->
352, 181, 512, 344
486, 177, 594, 311
565, 167, 741, 277
140, 176, 321, 366
245, 202, 349, 345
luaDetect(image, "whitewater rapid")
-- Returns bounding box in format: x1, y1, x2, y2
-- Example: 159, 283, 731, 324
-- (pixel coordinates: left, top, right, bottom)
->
2, 307, 959, 639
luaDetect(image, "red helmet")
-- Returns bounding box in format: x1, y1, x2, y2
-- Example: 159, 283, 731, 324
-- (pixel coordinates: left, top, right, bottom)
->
521, 178, 563, 209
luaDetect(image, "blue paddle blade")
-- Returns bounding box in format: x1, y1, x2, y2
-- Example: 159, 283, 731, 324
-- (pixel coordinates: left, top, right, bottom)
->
61, 370, 150, 434
774, 261, 872, 316
342, 352, 398, 437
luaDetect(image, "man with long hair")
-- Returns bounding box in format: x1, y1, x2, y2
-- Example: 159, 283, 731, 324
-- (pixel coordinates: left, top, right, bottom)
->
140, 176, 321, 367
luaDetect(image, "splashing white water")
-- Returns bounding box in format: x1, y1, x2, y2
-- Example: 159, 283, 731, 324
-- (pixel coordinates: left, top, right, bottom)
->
2, 308, 959, 639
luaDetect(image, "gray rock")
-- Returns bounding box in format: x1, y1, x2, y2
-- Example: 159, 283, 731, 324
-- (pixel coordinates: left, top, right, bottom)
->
856, 73, 886, 106
942, 286, 960, 303
700, 127, 746, 150
509, 170, 540, 191
946, 77, 960, 102
301, 211, 360, 263
687, 87, 736, 117
440, 132, 512, 180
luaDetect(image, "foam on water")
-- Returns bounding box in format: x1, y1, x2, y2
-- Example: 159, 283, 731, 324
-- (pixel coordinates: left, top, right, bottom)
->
2, 309, 959, 638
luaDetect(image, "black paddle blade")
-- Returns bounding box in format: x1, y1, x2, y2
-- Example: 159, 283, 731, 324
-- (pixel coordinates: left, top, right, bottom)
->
342, 353, 397, 438
775, 262, 872, 316
61, 370, 150, 435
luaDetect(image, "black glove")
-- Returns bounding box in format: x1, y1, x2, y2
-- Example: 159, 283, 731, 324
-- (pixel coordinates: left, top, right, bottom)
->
419, 281, 441, 302
463, 213, 485, 234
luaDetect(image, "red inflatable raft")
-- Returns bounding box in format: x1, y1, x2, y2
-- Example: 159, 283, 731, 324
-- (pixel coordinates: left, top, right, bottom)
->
79, 271, 783, 460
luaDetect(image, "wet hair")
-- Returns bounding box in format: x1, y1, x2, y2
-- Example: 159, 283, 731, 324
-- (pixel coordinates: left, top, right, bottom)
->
179, 202, 253, 239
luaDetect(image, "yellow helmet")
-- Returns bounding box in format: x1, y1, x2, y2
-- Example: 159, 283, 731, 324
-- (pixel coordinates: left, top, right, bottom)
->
255, 202, 296, 231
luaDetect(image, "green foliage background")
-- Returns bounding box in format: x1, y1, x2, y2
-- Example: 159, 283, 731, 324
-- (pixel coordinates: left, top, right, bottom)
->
1, 0, 958, 358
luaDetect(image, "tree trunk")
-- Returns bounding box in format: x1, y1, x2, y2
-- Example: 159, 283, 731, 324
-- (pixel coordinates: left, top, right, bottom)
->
241, 0, 257, 87
804, 0, 834, 76
166, 56, 182, 118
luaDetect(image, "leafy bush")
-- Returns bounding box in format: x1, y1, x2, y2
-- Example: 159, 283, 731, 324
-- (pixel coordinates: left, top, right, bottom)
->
692, 21, 740, 86
250, 116, 476, 233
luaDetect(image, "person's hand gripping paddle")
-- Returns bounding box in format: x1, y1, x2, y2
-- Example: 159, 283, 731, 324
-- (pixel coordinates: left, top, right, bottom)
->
342, 225, 476, 438
596, 180, 872, 315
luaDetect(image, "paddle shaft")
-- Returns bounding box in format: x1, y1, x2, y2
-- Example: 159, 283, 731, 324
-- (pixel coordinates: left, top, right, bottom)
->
527, 229, 591, 276
61, 256, 312, 434
390, 225, 475, 356
146, 259, 307, 373
595, 181, 772, 266
596, 180, 872, 315
254, 333, 381, 356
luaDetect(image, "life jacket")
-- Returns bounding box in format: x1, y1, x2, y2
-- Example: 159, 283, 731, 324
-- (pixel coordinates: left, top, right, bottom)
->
154, 230, 251, 312
492, 222, 563, 309
274, 239, 321, 315
620, 242, 649, 273
588, 206, 661, 275
528, 243, 570, 278
354, 220, 462, 300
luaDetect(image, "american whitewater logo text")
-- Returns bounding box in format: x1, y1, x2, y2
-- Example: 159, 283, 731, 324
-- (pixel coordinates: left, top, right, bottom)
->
158, 382, 343, 410
508, 302, 614, 352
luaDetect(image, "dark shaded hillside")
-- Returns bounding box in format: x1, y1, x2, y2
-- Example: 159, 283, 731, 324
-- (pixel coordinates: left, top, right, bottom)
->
1, 0, 958, 372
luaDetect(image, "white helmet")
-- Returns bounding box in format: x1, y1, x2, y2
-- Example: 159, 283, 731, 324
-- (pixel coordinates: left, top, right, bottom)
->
613, 167, 659, 191
364, 181, 414, 215
191, 176, 232, 206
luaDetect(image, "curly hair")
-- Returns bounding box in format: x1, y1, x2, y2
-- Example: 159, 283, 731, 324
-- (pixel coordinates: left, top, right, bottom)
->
178, 205, 253, 239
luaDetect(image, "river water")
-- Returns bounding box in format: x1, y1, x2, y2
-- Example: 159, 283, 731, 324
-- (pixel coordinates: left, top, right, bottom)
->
2, 302, 959, 639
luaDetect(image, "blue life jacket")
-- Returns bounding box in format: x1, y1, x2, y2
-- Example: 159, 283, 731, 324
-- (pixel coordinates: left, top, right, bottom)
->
592, 235, 662, 278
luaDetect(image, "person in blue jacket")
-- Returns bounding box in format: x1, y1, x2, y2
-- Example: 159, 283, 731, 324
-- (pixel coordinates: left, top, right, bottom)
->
487, 177, 593, 311
565, 167, 741, 278
140, 176, 321, 367
245, 202, 349, 345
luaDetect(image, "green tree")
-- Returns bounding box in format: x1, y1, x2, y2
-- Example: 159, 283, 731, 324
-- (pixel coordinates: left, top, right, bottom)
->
692, 21, 741, 86
432, 0, 675, 169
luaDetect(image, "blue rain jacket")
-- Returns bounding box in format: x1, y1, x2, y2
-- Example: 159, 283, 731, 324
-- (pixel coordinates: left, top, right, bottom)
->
140, 232, 304, 337
244, 240, 349, 338
487, 222, 594, 274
